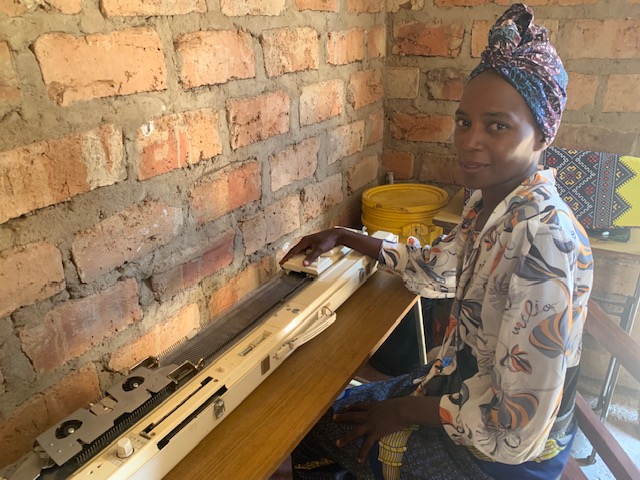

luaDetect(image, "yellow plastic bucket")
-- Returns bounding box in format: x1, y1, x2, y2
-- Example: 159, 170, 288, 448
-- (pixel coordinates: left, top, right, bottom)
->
362, 184, 449, 246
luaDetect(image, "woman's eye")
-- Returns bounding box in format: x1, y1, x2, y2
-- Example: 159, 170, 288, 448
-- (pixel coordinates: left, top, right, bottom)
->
489, 122, 508, 131
455, 118, 469, 127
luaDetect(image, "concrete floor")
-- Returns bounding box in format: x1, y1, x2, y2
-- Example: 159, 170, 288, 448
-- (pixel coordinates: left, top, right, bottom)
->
570, 395, 640, 479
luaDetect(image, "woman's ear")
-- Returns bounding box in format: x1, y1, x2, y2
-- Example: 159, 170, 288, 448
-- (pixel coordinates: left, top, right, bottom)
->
534, 133, 548, 152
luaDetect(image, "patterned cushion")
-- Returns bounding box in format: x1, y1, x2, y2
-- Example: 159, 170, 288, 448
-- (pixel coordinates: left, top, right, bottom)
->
463, 147, 640, 229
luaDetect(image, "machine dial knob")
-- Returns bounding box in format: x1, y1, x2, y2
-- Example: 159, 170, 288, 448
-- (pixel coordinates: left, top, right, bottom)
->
116, 437, 134, 458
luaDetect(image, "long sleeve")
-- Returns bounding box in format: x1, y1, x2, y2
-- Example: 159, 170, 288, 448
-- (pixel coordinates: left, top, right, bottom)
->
378, 230, 459, 299
439, 207, 592, 464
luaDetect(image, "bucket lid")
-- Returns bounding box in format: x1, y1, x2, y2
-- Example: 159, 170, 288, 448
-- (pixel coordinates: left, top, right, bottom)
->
362, 184, 449, 214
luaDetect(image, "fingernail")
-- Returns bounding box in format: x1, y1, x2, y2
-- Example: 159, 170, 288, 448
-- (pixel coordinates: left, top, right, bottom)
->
303, 260, 309, 266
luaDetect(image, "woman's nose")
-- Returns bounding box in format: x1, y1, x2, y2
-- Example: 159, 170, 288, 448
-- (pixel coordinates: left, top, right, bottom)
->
456, 124, 483, 151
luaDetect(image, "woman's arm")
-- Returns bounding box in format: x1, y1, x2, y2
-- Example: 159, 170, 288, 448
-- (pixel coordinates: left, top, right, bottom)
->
280, 228, 382, 266
333, 395, 442, 463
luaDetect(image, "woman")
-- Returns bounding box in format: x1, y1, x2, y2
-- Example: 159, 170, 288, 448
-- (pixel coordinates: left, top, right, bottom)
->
281, 4, 593, 479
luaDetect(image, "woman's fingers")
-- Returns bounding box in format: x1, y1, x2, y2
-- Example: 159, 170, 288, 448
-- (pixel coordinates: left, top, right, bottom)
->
335, 423, 368, 448
279, 237, 311, 264
333, 409, 368, 425
280, 229, 340, 266
357, 435, 378, 464
344, 401, 372, 412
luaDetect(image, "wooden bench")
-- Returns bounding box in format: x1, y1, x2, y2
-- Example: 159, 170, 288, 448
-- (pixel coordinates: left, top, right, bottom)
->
561, 299, 640, 480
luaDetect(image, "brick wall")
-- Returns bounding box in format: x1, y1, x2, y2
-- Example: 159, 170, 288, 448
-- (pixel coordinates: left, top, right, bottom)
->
1, 0, 640, 470
385, 0, 640, 188
0, 0, 384, 468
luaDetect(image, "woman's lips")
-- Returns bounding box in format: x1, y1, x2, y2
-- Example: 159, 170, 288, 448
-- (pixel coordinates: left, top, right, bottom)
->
460, 162, 489, 172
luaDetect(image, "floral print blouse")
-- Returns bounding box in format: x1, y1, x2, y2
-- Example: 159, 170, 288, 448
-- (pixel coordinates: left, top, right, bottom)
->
379, 170, 594, 464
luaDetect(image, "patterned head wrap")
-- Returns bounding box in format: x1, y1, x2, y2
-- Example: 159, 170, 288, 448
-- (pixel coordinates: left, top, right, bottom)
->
471, 3, 568, 143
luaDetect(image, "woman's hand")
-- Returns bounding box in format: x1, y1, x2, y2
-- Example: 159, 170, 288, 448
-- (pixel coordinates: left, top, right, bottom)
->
280, 229, 344, 267
280, 228, 384, 267
333, 398, 411, 463
333, 395, 442, 463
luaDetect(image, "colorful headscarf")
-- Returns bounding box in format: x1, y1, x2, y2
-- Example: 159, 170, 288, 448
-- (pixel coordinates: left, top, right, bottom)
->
471, 3, 568, 143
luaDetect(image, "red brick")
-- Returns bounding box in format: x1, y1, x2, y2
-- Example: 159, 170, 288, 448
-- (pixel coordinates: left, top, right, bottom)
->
19, 279, 141, 373
262, 27, 319, 77
566, 73, 598, 111
390, 112, 454, 143
0, 241, 64, 318
383, 151, 414, 180
227, 91, 290, 149
209, 259, 272, 319
136, 109, 222, 180
0, 364, 99, 467
368, 24, 386, 59
300, 79, 344, 126
190, 161, 261, 224
328, 121, 365, 164
71, 201, 183, 283
348, 68, 383, 110
220, 0, 285, 15
426, 68, 465, 101
435, 0, 487, 5
240, 195, 301, 255
367, 108, 384, 146
18, 318, 67, 375
0, 0, 26, 16
303, 174, 343, 222
393, 22, 464, 58
347, 0, 384, 12
553, 124, 637, 156
109, 303, 200, 371
327, 29, 365, 65
471, 20, 491, 58
563, 19, 640, 59
176, 30, 255, 89
150, 231, 235, 297
296, 0, 337, 11
388, 0, 424, 12
33, 28, 166, 106
270, 138, 319, 191
0, 41, 20, 102
45, 0, 82, 13
101, 0, 206, 16
0, 396, 46, 467
0, 124, 125, 224
384, 67, 420, 99
495, 0, 598, 4
419, 152, 459, 184
603, 75, 640, 112
44, 364, 101, 430
347, 155, 378, 193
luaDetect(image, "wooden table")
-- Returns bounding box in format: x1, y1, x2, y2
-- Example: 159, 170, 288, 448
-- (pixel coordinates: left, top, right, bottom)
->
165, 270, 418, 480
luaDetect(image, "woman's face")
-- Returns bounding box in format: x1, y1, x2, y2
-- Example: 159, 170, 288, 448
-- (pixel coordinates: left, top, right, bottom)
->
454, 70, 546, 192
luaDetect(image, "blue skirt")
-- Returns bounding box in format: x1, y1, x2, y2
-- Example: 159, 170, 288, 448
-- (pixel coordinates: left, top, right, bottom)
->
292, 364, 574, 480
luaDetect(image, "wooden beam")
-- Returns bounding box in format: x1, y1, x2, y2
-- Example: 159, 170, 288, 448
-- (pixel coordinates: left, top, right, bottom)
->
574, 392, 640, 480
561, 457, 588, 480
585, 299, 640, 384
